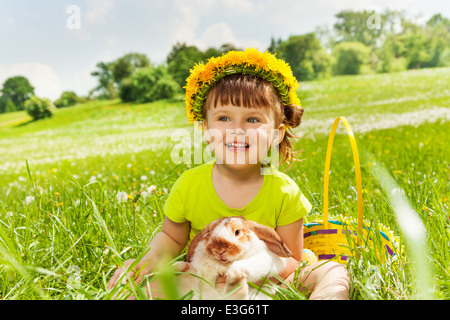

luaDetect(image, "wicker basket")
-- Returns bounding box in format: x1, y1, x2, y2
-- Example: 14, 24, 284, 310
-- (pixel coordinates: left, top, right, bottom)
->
303, 117, 398, 264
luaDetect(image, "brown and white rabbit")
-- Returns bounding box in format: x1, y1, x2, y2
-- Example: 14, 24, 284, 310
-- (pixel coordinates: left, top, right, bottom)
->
173, 216, 292, 300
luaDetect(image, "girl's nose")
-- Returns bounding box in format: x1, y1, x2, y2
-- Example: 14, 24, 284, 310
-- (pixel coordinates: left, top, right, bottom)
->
232, 128, 245, 136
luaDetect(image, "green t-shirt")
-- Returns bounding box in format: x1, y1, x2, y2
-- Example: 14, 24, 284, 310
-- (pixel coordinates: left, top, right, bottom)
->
163, 159, 312, 242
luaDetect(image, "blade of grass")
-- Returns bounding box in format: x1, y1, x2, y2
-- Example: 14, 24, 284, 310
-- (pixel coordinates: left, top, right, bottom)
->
370, 161, 435, 299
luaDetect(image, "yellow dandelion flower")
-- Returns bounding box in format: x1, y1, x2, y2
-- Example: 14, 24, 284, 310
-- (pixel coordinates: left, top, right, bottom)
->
185, 48, 301, 123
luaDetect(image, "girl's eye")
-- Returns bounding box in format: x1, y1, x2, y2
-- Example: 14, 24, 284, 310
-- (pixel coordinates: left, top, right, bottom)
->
247, 118, 259, 123
218, 116, 230, 122
235, 229, 241, 236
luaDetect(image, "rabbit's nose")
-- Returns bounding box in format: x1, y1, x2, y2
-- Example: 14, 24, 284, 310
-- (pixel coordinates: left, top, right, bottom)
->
214, 247, 227, 255
211, 239, 229, 255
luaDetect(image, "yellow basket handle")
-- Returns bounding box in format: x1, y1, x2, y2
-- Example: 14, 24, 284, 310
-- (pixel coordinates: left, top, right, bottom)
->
323, 117, 363, 232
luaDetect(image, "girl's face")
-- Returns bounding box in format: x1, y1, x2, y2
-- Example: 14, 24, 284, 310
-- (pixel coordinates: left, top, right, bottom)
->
202, 102, 286, 170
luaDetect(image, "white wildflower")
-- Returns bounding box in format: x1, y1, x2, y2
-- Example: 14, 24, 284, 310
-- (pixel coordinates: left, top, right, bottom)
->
141, 185, 157, 198
26, 196, 35, 205
140, 175, 148, 181
148, 185, 157, 194
116, 191, 128, 202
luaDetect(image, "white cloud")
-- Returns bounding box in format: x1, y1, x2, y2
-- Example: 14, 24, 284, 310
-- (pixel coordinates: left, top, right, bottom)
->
169, 0, 209, 45
220, 0, 255, 13
6, 17, 14, 26
194, 22, 264, 50
194, 22, 236, 50
0, 63, 62, 101
85, 0, 116, 24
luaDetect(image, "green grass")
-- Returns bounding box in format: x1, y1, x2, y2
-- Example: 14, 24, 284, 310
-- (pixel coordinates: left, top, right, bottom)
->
0, 67, 449, 299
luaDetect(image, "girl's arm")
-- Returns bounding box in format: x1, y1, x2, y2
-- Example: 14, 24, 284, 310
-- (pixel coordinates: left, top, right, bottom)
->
107, 216, 190, 288
275, 218, 304, 278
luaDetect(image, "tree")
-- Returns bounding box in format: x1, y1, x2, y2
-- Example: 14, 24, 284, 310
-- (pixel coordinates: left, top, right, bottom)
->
203, 43, 241, 59
276, 33, 333, 81
377, 14, 450, 70
0, 76, 34, 112
90, 53, 151, 100
111, 52, 150, 85
333, 9, 406, 71
376, 34, 408, 73
166, 42, 242, 89
167, 43, 205, 88
90, 62, 116, 99
332, 42, 371, 75
54, 91, 82, 108
24, 96, 54, 120
0, 96, 16, 113
426, 13, 450, 67
334, 10, 384, 48
267, 36, 282, 54
119, 65, 179, 103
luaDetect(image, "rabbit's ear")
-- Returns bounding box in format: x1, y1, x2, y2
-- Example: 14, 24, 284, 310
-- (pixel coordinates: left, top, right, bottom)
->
186, 225, 211, 262
247, 221, 292, 258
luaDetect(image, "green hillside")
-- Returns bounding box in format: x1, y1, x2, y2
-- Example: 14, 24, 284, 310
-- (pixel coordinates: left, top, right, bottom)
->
0, 67, 449, 299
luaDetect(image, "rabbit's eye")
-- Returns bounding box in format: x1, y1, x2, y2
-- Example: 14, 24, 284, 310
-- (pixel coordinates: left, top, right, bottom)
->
235, 229, 241, 236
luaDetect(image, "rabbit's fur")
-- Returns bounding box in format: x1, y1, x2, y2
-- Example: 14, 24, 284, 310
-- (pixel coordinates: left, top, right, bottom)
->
174, 216, 292, 299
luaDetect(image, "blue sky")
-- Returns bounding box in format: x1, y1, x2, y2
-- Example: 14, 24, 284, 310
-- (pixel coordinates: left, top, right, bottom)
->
0, 0, 448, 100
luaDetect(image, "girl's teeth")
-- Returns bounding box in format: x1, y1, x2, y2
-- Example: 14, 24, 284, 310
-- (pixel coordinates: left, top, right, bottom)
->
227, 143, 248, 148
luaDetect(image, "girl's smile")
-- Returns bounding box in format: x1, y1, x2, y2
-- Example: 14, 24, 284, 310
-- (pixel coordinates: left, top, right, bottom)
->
203, 102, 285, 168
225, 141, 250, 153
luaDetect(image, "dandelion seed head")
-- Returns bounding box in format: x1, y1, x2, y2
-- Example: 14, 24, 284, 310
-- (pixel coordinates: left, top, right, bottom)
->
116, 191, 128, 202
26, 196, 35, 205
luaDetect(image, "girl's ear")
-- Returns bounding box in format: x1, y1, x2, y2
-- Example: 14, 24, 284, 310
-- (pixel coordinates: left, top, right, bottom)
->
274, 123, 286, 146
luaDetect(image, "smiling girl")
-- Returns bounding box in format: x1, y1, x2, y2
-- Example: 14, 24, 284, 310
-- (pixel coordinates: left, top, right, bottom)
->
107, 49, 349, 299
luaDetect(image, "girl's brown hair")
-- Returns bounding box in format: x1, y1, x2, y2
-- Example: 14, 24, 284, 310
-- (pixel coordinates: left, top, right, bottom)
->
203, 74, 304, 170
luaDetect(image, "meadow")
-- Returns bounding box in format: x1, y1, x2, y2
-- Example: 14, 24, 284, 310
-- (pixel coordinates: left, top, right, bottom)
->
0, 67, 449, 300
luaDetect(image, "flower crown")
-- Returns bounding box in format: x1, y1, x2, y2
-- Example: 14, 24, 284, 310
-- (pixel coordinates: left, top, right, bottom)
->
184, 48, 301, 123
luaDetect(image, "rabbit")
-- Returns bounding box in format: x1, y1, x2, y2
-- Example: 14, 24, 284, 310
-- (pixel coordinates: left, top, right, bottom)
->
173, 216, 292, 300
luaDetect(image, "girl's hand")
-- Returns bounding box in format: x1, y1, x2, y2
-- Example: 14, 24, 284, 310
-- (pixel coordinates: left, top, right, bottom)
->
107, 259, 139, 290
107, 257, 153, 290
107, 217, 190, 292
